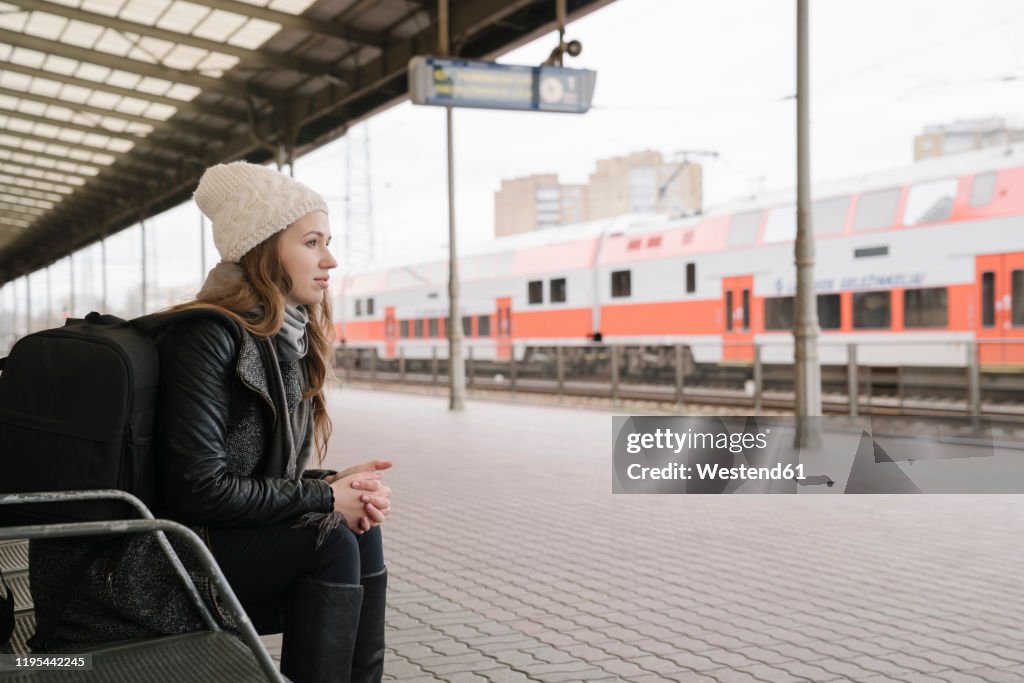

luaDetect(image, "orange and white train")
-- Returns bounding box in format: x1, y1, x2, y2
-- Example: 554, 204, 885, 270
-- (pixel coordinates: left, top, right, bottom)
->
337, 144, 1024, 368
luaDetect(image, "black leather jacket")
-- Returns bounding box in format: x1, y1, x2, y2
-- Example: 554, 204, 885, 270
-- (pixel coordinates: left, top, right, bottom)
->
154, 317, 333, 526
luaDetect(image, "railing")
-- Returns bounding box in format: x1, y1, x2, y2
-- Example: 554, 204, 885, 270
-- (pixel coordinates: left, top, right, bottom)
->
334, 339, 1024, 419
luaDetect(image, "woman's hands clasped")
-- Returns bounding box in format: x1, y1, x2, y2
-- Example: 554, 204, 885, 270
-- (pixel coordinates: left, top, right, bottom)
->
326, 460, 393, 534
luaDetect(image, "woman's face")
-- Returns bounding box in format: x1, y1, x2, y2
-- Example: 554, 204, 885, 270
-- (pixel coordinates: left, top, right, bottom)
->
278, 210, 337, 306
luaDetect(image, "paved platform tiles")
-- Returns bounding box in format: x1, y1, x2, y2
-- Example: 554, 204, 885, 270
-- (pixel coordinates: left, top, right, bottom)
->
270, 387, 1024, 683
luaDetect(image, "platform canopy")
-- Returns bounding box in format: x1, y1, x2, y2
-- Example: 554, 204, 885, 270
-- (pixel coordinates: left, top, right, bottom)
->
0, 0, 612, 283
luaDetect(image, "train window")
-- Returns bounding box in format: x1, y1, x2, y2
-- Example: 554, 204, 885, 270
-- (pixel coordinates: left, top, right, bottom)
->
741, 289, 750, 330
763, 205, 796, 243
855, 246, 888, 258
443, 317, 449, 337
528, 280, 543, 304
764, 295, 841, 330
550, 278, 567, 303
400, 320, 409, 338
764, 297, 793, 330
366, 298, 374, 315
818, 294, 841, 330
1014, 271, 1024, 327
414, 319, 423, 338
462, 316, 472, 336
355, 299, 362, 316
970, 172, 997, 208
729, 211, 760, 245
685, 263, 696, 293
477, 315, 491, 337
428, 318, 439, 337
813, 196, 849, 235
611, 270, 631, 298
725, 290, 733, 332
904, 287, 948, 328
903, 178, 956, 226
853, 291, 891, 329
852, 188, 901, 231
982, 272, 995, 327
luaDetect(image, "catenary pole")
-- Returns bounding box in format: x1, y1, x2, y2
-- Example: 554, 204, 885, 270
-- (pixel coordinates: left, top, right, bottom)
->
794, 0, 822, 445
441, 0, 466, 411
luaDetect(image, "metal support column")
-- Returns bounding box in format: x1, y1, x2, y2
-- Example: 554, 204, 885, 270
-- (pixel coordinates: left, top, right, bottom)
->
967, 341, 981, 418
610, 345, 620, 403
794, 0, 822, 446
847, 343, 858, 417
68, 252, 75, 317
100, 236, 108, 311
674, 344, 685, 408
140, 219, 148, 315
45, 265, 52, 328
556, 346, 565, 396
25, 275, 31, 333
753, 344, 763, 415
441, 0, 466, 411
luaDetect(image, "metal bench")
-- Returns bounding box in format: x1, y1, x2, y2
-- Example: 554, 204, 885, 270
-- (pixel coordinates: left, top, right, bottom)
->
0, 490, 286, 682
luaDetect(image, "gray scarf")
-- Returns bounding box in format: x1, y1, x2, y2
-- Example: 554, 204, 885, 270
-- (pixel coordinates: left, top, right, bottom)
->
198, 261, 309, 361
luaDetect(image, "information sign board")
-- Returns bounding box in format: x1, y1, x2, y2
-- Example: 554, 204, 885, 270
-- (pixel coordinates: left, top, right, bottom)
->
408, 57, 596, 113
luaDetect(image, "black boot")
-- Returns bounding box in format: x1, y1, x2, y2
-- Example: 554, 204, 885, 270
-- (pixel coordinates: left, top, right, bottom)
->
351, 569, 387, 683
281, 578, 363, 683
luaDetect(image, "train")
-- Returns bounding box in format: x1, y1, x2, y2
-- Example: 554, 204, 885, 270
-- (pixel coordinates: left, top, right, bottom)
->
336, 143, 1024, 371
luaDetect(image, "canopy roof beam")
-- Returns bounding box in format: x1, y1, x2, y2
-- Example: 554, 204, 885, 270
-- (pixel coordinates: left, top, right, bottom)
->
0, 27, 253, 98
201, 0, 390, 48
0, 85, 233, 142
6, 1, 356, 84
0, 59, 249, 123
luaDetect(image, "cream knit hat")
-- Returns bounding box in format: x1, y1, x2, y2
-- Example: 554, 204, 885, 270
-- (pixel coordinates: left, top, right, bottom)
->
194, 161, 328, 263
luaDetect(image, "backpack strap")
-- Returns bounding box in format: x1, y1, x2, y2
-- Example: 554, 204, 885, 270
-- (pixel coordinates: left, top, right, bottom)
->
133, 308, 243, 346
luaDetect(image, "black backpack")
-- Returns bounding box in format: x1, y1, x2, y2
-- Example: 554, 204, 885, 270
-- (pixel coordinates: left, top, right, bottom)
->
0, 309, 240, 648
0, 309, 240, 526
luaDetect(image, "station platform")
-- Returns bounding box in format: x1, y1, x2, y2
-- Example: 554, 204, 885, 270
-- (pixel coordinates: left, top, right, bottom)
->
261, 386, 1024, 682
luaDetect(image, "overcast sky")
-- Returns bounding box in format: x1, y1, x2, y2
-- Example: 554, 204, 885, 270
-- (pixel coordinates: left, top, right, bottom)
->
4, 0, 1024, 324
298, 0, 1024, 267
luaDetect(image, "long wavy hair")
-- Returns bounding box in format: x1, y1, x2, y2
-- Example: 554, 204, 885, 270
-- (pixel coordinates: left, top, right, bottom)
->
165, 231, 334, 464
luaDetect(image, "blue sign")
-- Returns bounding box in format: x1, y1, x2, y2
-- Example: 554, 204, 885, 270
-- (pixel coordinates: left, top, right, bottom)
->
408, 57, 596, 114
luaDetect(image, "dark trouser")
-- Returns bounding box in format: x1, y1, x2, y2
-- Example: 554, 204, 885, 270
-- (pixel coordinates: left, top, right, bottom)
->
208, 522, 384, 634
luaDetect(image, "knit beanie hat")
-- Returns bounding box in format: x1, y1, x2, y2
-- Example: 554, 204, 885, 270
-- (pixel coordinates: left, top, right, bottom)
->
194, 161, 328, 263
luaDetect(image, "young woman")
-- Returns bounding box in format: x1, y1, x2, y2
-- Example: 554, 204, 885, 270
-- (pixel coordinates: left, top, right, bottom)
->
30, 161, 392, 683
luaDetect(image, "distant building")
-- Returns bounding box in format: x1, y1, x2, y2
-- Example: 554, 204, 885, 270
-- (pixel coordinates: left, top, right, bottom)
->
586, 150, 701, 221
495, 174, 563, 238
914, 117, 1024, 161
494, 150, 701, 237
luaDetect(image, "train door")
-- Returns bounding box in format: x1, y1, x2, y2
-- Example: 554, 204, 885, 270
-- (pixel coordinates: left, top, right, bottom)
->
976, 253, 1024, 365
384, 307, 397, 359
722, 275, 754, 362
495, 296, 512, 360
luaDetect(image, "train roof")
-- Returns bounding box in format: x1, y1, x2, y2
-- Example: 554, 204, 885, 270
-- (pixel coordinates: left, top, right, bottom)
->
345, 142, 1024, 292
714, 141, 1024, 215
